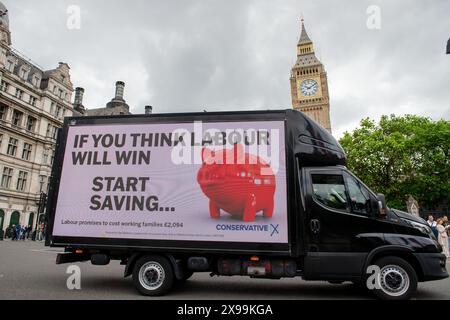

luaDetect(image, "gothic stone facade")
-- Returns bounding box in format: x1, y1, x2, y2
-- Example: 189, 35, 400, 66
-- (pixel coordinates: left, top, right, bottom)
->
290, 20, 332, 133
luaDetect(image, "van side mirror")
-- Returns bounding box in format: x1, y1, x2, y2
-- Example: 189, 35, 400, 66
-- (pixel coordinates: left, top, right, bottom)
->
377, 194, 387, 217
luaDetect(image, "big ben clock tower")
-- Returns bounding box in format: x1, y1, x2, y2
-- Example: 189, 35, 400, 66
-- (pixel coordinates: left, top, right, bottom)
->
290, 19, 332, 133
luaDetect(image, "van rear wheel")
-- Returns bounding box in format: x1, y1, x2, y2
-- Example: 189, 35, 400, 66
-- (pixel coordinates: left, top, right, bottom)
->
133, 255, 174, 296
372, 256, 418, 300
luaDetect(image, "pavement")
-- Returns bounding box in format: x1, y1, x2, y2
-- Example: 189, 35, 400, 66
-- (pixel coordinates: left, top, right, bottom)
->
0, 240, 449, 300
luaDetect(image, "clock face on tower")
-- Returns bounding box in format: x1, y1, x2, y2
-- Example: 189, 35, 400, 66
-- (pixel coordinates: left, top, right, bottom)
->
300, 79, 319, 97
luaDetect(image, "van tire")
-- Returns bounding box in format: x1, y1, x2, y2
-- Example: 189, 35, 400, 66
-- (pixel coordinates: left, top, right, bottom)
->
133, 255, 174, 296
371, 256, 418, 300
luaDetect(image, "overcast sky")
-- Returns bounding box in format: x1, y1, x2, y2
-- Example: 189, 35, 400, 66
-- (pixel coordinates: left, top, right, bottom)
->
4, 0, 450, 138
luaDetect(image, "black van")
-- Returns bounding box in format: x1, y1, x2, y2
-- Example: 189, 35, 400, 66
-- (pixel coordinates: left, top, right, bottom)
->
46, 109, 448, 300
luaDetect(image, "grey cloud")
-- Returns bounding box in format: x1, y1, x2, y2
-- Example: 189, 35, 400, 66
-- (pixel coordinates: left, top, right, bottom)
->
4, 0, 449, 138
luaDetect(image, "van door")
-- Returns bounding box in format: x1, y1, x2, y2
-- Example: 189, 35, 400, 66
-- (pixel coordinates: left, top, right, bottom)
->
302, 166, 378, 279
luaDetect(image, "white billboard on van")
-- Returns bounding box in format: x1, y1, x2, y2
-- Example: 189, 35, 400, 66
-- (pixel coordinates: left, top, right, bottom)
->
52, 120, 288, 243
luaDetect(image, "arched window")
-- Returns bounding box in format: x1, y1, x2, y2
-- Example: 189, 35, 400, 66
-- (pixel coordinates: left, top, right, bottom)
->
28, 212, 34, 228
9, 211, 20, 227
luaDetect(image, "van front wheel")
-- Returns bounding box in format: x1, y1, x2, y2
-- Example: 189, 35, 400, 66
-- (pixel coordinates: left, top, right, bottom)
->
133, 255, 174, 296
372, 256, 418, 300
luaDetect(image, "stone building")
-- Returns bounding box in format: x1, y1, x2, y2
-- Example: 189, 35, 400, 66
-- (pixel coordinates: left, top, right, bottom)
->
0, 1, 74, 234
290, 19, 332, 133
72, 81, 132, 117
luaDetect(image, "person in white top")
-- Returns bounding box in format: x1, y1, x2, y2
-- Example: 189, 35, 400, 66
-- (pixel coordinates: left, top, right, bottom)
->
436, 218, 450, 258
426, 214, 437, 227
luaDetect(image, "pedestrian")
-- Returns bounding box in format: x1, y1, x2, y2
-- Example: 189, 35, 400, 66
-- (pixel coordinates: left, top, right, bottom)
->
41, 223, 45, 240
14, 224, 21, 241
436, 218, 450, 258
26, 225, 32, 239
21, 225, 26, 240
9, 225, 15, 240
5, 225, 10, 239
19, 224, 24, 240
444, 216, 450, 250
426, 214, 438, 238
38, 223, 44, 241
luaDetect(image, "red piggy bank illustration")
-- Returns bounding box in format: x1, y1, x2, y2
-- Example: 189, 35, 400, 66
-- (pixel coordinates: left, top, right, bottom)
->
197, 144, 276, 222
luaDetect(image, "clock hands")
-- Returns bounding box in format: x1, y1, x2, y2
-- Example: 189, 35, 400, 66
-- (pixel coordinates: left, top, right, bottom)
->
301, 81, 318, 96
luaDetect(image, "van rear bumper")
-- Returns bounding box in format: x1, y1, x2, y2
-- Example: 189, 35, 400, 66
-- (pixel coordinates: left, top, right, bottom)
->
414, 253, 448, 281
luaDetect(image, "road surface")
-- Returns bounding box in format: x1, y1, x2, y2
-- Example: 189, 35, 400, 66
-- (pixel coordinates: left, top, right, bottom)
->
0, 240, 449, 300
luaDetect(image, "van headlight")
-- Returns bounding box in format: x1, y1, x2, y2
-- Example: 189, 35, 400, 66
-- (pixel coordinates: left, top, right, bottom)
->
403, 219, 432, 235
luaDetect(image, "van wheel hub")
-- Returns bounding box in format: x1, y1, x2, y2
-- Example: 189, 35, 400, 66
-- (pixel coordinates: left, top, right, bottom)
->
139, 262, 165, 290
380, 265, 409, 296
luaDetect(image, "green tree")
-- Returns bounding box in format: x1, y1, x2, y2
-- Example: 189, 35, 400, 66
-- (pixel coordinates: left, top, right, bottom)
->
339, 115, 449, 210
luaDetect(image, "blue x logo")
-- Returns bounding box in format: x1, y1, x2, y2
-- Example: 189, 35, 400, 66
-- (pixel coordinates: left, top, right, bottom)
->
270, 224, 279, 237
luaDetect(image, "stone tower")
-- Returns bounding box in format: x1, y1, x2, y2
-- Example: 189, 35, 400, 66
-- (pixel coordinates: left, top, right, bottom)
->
290, 19, 331, 133
0, 1, 11, 46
